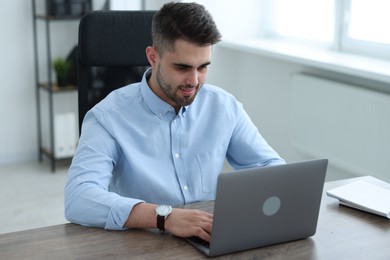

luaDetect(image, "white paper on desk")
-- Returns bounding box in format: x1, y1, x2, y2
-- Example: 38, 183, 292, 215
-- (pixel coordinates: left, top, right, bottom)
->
326, 176, 390, 219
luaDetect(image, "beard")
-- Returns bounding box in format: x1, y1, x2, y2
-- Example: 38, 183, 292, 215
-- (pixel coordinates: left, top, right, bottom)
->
156, 64, 202, 108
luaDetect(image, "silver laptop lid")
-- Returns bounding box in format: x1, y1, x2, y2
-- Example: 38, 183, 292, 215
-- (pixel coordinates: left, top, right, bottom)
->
207, 159, 328, 256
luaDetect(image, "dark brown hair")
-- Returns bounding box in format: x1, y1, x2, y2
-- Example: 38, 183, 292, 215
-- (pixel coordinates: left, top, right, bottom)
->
152, 2, 222, 55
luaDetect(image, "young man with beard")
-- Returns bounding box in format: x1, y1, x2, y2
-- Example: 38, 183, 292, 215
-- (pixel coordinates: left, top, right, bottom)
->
65, 2, 285, 242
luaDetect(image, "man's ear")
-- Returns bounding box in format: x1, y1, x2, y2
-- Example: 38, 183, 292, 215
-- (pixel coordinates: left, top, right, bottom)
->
146, 46, 158, 67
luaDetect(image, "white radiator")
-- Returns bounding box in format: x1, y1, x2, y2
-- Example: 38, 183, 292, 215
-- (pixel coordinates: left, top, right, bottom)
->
291, 73, 390, 180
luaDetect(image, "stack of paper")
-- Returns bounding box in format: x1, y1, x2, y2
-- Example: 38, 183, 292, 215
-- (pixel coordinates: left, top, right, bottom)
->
326, 176, 390, 219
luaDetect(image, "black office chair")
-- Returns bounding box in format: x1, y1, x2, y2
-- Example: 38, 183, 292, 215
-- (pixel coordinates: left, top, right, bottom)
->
77, 10, 156, 133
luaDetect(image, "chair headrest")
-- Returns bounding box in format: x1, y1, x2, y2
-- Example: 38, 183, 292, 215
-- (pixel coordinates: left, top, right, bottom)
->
78, 10, 155, 67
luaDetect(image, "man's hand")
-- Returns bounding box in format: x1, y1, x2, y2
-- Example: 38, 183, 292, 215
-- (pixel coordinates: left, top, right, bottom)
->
124, 203, 213, 242
165, 208, 213, 242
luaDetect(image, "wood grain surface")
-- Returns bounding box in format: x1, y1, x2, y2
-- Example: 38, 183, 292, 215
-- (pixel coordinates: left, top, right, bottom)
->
1, 179, 390, 259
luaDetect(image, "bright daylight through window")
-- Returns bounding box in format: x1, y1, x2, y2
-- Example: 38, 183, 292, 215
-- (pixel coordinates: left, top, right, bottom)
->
347, 0, 390, 44
263, 0, 390, 59
268, 0, 334, 44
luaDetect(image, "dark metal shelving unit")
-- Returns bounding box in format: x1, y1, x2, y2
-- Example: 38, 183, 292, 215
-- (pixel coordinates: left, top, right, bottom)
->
32, 0, 81, 172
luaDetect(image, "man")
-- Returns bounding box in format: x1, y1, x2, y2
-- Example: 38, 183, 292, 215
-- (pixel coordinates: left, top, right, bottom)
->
65, 2, 285, 243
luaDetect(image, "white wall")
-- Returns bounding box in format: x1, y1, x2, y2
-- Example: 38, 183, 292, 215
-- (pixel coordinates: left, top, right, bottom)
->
207, 45, 378, 180
208, 45, 304, 161
0, 1, 97, 165
0, 0, 163, 166
0, 1, 37, 164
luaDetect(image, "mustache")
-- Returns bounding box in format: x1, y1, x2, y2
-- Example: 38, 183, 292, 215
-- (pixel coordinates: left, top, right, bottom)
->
179, 84, 201, 89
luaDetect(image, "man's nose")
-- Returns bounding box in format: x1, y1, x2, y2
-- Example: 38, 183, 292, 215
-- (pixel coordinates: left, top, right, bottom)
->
185, 70, 199, 87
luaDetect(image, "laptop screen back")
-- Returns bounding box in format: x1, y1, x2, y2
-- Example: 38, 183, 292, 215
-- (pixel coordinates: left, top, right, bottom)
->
206, 159, 328, 256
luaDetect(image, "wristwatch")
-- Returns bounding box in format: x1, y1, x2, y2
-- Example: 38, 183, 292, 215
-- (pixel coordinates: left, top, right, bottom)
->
155, 205, 172, 231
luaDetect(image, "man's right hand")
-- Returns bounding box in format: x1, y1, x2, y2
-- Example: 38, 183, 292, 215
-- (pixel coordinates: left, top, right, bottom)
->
124, 203, 213, 242
165, 208, 213, 242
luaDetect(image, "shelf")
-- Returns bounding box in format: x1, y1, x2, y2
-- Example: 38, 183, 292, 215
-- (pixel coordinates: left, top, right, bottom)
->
39, 83, 77, 92
32, 0, 82, 172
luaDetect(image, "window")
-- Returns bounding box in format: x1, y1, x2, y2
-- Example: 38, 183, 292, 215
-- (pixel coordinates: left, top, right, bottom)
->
347, 0, 390, 44
341, 0, 390, 58
266, 0, 334, 45
261, 0, 390, 59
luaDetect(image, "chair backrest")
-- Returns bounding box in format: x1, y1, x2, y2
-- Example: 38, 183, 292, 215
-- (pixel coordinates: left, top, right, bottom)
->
77, 10, 155, 133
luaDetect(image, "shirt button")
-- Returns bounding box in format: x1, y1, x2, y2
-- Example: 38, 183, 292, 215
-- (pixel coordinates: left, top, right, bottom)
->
175, 153, 180, 158
183, 186, 188, 191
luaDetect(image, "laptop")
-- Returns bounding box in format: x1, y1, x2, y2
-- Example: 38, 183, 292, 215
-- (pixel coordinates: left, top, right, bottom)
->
184, 159, 328, 257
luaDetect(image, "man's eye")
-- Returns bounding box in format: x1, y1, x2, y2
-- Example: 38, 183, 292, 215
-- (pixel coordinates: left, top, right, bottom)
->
175, 65, 187, 71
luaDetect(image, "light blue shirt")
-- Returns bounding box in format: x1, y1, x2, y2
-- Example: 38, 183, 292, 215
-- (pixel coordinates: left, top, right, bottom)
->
65, 68, 285, 230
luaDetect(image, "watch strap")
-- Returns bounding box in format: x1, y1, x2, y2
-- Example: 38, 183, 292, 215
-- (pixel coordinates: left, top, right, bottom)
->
157, 215, 165, 231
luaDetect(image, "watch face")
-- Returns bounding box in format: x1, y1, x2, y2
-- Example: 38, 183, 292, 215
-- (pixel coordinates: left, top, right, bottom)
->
156, 205, 172, 216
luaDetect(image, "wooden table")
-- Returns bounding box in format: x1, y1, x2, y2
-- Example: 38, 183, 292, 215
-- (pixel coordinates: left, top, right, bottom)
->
1, 179, 390, 259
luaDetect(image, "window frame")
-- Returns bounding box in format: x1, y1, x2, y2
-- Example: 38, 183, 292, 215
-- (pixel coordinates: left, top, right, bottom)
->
260, 0, 390, 60
340, 0, 390, 59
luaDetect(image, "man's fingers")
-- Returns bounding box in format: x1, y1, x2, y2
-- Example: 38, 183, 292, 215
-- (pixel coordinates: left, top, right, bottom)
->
165, 208, 214, 241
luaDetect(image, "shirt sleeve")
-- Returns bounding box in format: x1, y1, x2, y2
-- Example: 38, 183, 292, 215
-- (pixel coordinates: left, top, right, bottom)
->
64, 111, 144, 230
226, 103, 286, 169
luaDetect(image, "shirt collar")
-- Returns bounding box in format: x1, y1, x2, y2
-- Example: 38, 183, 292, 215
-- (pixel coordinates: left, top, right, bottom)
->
140, 68, 188, 119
